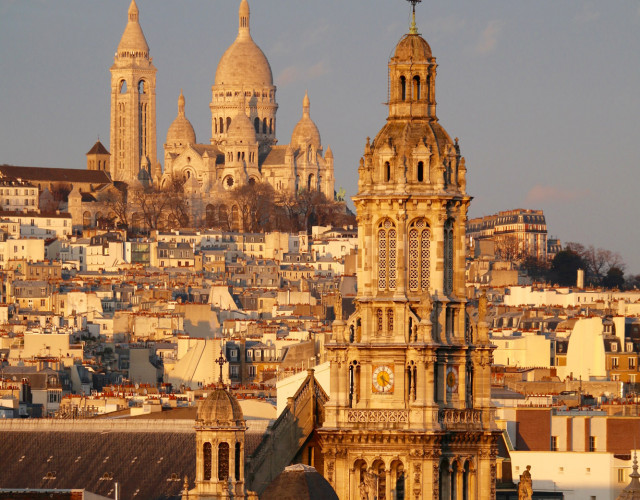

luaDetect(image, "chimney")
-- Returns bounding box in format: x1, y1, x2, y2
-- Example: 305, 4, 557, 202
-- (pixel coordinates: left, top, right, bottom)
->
577, 269, 584, 289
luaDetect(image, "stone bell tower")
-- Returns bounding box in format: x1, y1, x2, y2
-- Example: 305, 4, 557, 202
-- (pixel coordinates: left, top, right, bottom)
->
318, 2, 499, 499
110, 0, 157, 183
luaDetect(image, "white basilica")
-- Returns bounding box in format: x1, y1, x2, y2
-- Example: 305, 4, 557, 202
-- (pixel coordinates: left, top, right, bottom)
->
109, 0, 335, 205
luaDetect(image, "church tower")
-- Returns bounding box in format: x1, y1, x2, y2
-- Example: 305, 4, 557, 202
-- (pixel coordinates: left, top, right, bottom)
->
186, 386, 250, 499
319, 4, 498, 499
110, 0, 157, 183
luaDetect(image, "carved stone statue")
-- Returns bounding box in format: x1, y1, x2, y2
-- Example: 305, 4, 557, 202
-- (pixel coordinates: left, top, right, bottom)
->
334, 290, 343, 321
517, 465, 532, 500
478, 291, 487, 323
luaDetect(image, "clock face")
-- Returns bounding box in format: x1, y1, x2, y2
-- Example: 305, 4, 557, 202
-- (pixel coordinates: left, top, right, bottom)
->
372, 365, 394, 393
446, 366, 458, 394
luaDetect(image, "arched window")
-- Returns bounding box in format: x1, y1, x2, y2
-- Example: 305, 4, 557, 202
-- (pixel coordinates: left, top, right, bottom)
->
378, 219, 397, 291
262, 118, 267, 134
231, 205, 240, 231
392, 460, 405, 500
226, 117, 231, 131
408, 219, 431, 292
254, 117, 260, 133
203, 442, 212, 480
206, 204, 216, 227
218, 442, 229, 480
307, 174, 314, 191
138, 80, 145, 94
235, 442, 241, 480
400, 76, 406, 101
417, 161, 424, 182
384, 161, 391, 182
82, 211, 91, 228
215, 119, 218, 134
219, 117, 224, 134
269, 118, 273, 134
219, 205, 228, 230
119, 80, 127, 94
373, 460, 386, 499
444, 220, 454, 294
413, 76, 421, 100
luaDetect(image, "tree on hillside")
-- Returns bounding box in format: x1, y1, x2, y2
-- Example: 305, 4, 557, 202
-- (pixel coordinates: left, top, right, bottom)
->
602, 266, 625, 289
97, 184, 130, 228
549, 249, 586, 286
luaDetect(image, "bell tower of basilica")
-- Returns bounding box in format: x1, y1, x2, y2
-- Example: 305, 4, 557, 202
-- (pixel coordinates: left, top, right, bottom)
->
110, 0, 157, 183
319, 3, 498, 499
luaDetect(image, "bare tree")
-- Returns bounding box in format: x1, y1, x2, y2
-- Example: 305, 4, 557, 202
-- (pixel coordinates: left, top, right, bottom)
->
494, 234, 524, 262
97, 184, 130, 228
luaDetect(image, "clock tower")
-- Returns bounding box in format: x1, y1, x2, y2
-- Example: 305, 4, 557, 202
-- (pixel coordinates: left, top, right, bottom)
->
318, 3, 498, 499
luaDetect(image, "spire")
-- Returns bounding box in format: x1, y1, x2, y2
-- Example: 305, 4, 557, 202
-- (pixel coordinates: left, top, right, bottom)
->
239, 0, 250, 38
178, 89, 185, 116
303, 90, 310, 118
128, 0, 139, 22
407, 0, 422, 35
117, 0, 150, 57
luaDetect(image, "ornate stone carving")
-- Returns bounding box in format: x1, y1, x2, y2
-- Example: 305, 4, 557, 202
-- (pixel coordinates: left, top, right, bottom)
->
347, 409, 408, 423
438, 409, 482, 429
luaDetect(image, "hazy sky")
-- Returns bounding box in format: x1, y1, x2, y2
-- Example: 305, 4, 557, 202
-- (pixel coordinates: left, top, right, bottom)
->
1, 1, 639, 273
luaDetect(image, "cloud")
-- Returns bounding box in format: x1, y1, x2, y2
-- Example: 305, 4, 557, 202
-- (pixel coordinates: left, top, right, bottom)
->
270, 21, 331, 57
525, 185, 591, 204
473, 20, 505, 55
277, 61, 329, 87
573, 4, 600, 25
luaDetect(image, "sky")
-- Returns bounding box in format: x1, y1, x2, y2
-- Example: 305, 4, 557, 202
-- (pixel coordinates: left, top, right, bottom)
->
0, 1, 639, 273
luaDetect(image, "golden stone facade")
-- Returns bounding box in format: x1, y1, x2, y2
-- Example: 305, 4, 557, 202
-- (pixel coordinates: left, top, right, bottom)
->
318, 11, 499, 500
109, 0, 335, 206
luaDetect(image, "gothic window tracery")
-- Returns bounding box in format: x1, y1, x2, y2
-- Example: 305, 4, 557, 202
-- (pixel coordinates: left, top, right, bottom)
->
386, 308, 394, 335
408, 219, 431, 292
377, 219, 397, 291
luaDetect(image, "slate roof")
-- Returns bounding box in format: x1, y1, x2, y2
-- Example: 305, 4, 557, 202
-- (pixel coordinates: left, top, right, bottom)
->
0, 166, 111, 185
0, 431, 194, 500
260, 146, 287, 166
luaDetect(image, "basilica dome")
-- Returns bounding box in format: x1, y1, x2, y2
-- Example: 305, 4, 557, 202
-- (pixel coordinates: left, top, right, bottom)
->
214, 0, 273, 88
197, 387, 244, 427
291, 91, 321, 150
166, 90, 196, 146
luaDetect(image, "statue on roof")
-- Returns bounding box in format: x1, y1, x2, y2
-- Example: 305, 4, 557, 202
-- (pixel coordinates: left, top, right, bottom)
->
518, 465, 533, 500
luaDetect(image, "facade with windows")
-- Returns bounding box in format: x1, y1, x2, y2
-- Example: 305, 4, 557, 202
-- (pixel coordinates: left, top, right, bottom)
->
468, 209, 548, 261
319, 9, 498, 499
0, 176, 38, 212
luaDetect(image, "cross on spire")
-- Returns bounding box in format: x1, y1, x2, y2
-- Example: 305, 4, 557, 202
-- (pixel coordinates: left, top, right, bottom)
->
215, 343, 227, 387
406, 0, 422, 34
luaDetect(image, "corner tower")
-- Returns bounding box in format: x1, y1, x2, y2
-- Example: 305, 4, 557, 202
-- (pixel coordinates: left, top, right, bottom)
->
110, 0, 157, 183
319, 4, 498, 499
211, 0, 278, 153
